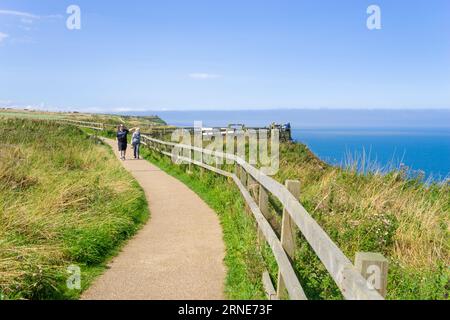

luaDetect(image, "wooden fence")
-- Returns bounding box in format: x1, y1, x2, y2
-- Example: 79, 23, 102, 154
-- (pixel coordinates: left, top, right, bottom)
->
139, 134, 388, 300
63, 120, 389, 300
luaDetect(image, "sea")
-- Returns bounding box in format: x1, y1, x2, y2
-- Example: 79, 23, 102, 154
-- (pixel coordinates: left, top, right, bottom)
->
127, 109, 450, 181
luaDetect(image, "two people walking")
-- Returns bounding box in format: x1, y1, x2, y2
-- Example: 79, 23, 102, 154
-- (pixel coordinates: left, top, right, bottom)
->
117, 124, 141, 160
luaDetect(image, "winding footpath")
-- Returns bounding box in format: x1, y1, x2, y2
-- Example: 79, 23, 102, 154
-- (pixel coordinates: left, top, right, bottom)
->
82, 139, 226, 300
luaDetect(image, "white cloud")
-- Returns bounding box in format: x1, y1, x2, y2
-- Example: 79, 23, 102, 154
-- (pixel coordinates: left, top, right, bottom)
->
188, 73, 222, 80
0, 9, 63, 20
0, 32, 9, 42
0, 9, 63, 41
0, 9, 40, 19
20, 18, 33, 24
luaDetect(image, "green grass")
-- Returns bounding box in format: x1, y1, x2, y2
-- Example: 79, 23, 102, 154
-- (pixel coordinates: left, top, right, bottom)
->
137, 147, 267, 300
0, 111, 64, 120
271, 142, 449, 300
137, 135, 448, 300
138, 149, 344, 300
85, 127, 274, 299
0, 109, 166, 128
96, 128, 448, 300
0, 118, 149, 300
3, 115, 447, 300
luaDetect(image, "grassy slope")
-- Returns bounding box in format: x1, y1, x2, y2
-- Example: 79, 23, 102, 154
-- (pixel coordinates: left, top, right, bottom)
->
273, 143, 449, 300
139, 136, 448, 300
0, 109, 166, 127
2, 111, 447, 299
0, 119, 149, 299
64, 113, 166, 127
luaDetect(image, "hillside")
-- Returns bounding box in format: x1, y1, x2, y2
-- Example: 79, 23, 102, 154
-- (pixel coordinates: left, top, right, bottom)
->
142, 132, 449, 300
1, 112, 448, 300
0, 109, 166, 127
0, 119, 149, 299
272, 143, 449, 299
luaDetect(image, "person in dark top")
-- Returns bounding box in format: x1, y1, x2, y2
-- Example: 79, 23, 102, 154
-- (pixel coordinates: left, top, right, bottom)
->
117, 124, 129, 160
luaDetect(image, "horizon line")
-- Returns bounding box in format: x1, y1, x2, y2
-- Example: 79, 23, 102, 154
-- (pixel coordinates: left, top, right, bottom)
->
2, 106, 450, 114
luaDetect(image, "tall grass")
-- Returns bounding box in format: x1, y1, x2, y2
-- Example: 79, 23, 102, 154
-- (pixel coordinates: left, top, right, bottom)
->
274, 142, 449, 299
138, 131, 448, 299
0, 119, 149, 299
44, 123, 449, 299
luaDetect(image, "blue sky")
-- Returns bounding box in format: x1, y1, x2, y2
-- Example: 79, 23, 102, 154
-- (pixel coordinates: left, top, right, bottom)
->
0, 0, 449, 111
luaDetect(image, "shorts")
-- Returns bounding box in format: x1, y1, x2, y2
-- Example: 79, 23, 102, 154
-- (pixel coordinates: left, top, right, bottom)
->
118, 141, 127, 151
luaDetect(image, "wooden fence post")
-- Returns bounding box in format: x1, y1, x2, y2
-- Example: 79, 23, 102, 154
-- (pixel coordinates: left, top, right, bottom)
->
262, 271, 279, 300
187, 150, 193, 174
277, 180, 300, 299
199, 157, 205, 176
215, 155, 222, 169
188, 161, 192, 174
246, 174, 258, 201
240, 169, 247, 187
355, 252, 389, 298
258, 185, 270, 219
257, 185, 270, 245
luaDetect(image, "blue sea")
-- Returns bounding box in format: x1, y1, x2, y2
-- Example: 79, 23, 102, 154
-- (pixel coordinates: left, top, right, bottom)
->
128, 109, 450, 181
291, 128, 450, 181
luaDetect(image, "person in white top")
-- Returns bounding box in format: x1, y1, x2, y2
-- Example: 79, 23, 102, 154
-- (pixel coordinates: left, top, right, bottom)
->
131, 128, 141, 159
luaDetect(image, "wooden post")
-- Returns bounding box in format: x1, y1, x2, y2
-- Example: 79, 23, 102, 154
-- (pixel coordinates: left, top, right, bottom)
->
258, 185, 270, 219
187, 150, 193, 174
262, 270, 279, 300
240, 169, 247, 187
355, 252, 389, 298
277, 180, 300, 299
199, 153, 205, 176
215, 155, 222, 169
257, 185, 270, 245
247, 174, 257, 200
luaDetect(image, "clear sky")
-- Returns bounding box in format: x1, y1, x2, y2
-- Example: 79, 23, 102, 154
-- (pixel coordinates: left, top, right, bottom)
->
0, 0, 449, 111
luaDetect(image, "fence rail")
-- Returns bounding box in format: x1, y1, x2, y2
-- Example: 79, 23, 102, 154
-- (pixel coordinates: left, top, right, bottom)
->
64, 119, 387, 300
140, 134, 386, 300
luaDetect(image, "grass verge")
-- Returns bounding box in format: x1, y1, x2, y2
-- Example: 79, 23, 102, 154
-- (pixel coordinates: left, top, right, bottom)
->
138, 146, 267, 299
273, 143, 449, 300
81, 125, 449, 300
140, 139, 449, 300
0, 118, 149, 299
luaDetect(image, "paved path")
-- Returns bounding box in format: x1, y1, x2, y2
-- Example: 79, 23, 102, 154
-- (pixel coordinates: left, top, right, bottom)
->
82, 139, 226, 300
